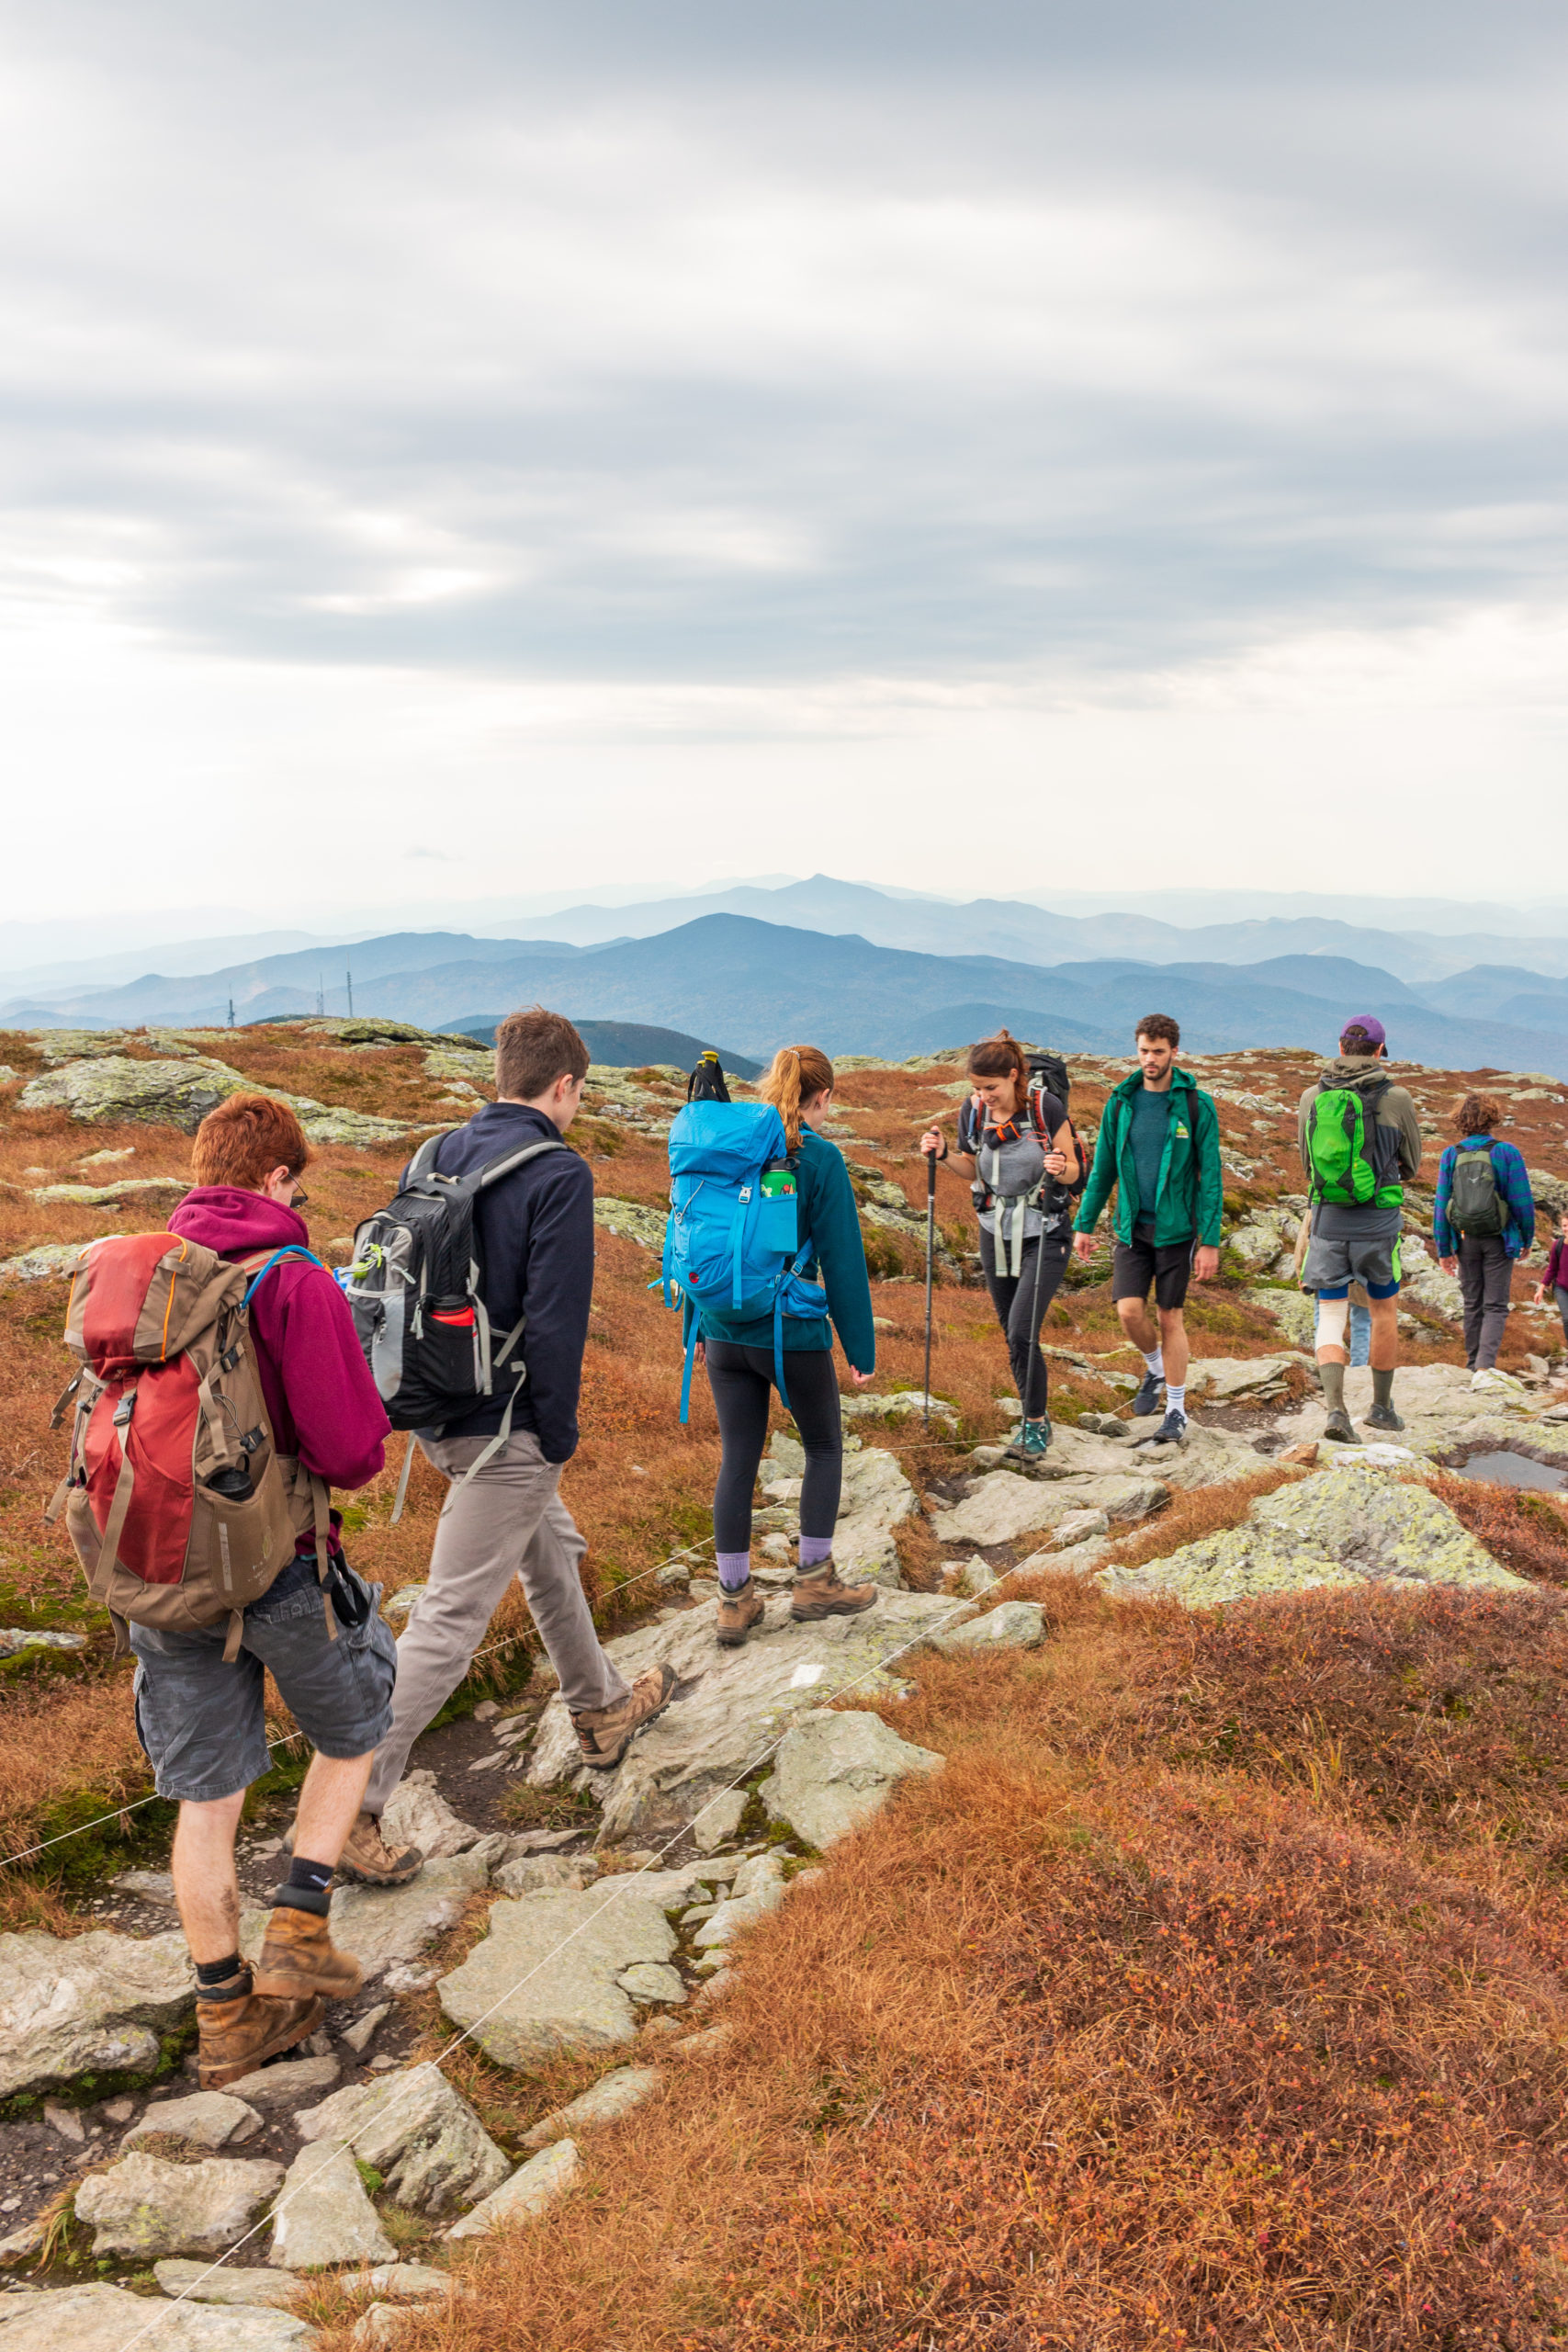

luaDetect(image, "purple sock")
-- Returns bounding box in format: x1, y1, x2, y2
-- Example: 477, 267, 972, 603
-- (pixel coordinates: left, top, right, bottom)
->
797, 1535, 834, 1569
716, 1551, 751, 1591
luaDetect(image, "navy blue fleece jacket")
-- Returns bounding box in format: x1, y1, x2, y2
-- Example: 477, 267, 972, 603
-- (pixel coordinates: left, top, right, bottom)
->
403, 1102, 592, 1463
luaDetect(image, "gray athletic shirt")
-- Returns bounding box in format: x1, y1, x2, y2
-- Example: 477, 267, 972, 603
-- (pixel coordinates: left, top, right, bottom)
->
963, 1092, 1069, 1258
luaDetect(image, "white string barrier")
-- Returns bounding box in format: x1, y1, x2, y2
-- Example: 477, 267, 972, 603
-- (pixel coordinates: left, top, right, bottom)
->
102, 1555, 1033, 2351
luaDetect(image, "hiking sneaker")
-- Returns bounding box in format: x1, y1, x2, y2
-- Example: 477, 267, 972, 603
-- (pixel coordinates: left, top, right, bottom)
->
1322, 1407, 1357, 1443
790, 1560, 878, 1622
197, 1987, 325, 2090
572, 1664, 678, 1770
1136, 1409, 1188, 1449
1363, 1403, 1405, 1433
1130, 1372, 1165, 1419
335, 1811, 423, 1888
1006, 1417, 1052, 1459
715, 1578, 765, 1649
253, 1904, 364, 2005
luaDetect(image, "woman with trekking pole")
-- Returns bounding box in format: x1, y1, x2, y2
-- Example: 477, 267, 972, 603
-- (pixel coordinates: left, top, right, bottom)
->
920, 1030, 1078, 1459
694, 1046, 879, 1651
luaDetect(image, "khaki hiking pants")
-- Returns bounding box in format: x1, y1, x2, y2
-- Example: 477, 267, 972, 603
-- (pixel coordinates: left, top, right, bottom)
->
363, 1428, 630, 1816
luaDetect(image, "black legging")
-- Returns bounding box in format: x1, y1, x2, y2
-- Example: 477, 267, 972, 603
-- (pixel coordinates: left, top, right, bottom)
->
978, 1227, 1069, 1417
705, 1341, 843, 1551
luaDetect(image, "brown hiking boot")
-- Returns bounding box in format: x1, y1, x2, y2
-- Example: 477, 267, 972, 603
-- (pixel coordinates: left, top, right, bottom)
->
197, 1988, 325, 2089
790, 1559, 877, 1621
572, 1664, 677, 1770
335, 1811, 423, 1888
715, 1577, 766, 1648
253, 1903, 364, 2004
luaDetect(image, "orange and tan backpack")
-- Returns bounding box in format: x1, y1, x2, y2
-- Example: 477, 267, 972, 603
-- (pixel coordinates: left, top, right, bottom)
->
50, 1231, 336, 1658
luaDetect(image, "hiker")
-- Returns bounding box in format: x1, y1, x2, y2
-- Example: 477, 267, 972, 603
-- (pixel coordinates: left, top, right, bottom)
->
694, 1045, 878, 1649
355, 1008, 676, 1824
1534, 1209, 1568, 1351
106, 1096, 395, 2086
919, 1029, 1078, 1457
1434, 1091, 1535, 1378
1297, 1017, 1423, 1441
1071, 1014, 1223, 1446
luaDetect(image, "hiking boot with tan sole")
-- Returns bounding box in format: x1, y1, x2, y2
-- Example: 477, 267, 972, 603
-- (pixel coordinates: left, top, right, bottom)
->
335, 1811, 423, 1888
253, 1903, 364, 2004
790, 1560, 877, 1621
572, 1664, 677, 1770
197, 1989, 325, 2090
716, 1578, 765, 1648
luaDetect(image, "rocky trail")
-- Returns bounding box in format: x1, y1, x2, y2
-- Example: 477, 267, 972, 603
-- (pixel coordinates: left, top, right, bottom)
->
2, 1025, 1567, 2344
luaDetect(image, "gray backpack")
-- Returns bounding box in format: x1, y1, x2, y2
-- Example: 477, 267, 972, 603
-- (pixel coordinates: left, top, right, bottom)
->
1450, 1141, 1505, 1238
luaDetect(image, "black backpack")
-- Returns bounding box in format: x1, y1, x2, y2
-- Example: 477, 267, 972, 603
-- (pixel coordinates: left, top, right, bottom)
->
342, 1128, 569, 1465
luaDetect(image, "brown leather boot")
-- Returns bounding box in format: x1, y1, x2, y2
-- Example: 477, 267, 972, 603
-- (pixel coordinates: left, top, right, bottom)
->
715, 1578, 766, 1648
335, 1811, 423, 1888
572, 1663, 677, 1770
790, 1558, 877, 1621
253, 1903, 364, 2003
197, 1988, 325, 2090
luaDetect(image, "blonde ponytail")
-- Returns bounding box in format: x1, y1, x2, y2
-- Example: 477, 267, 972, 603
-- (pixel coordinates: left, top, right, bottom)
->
759, 1043, 835, 1148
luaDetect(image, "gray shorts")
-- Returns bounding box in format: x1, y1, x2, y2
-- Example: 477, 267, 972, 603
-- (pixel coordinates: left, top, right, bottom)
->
1302, 1228, 1403, 1300
130, 1555, 398, 1804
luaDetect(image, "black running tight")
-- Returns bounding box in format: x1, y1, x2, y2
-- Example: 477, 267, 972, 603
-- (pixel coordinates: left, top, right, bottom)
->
704, 1341, 843, 1552
978, 1227, 1069, 1416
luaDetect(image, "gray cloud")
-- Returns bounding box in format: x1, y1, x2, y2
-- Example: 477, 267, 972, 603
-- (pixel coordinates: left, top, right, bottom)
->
1, 0, 1566, 692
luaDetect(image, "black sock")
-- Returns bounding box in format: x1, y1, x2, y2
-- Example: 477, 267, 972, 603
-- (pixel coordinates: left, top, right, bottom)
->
288, 1855, 334, 1897
195, 1953, 249, 2000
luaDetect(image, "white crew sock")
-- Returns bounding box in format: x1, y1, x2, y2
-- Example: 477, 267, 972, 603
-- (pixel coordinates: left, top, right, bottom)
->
1165, 1382, 1187, 1419
1142, 1348, 1164, 1378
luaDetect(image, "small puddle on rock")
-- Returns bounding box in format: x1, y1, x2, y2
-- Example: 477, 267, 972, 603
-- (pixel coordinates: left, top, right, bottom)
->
1454, 1449, 1568, 1492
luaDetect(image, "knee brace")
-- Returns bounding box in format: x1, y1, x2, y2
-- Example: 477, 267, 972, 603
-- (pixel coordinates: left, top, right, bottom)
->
1316, 1296, 1350, 1351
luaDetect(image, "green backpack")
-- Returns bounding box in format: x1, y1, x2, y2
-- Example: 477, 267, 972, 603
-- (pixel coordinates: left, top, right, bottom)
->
1305, 1080, 1401, 1208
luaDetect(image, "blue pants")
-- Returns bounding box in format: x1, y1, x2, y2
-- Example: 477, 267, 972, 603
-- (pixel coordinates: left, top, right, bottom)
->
1314, 1296, 1371, 1366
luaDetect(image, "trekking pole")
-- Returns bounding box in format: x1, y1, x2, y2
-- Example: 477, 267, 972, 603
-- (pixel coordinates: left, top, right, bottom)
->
1020, 1168, 1058, 1428
922, 1144, 938, 1428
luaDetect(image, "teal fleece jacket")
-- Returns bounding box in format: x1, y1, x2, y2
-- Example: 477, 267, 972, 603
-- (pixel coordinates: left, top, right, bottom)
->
696, 1126, 876, 1370
1073, 1067, 1224, 1249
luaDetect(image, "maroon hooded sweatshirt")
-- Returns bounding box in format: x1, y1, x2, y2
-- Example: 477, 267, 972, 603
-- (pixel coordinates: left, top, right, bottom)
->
167, 1191, 389, 1520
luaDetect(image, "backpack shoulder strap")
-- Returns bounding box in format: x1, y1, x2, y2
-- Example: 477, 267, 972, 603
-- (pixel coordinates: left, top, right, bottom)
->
470, 1137, 570, 1192
405, 1129, 452, 1184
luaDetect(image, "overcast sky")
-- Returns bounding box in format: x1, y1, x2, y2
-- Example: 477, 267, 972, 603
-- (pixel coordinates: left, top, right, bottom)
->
2, 0, 1565, 929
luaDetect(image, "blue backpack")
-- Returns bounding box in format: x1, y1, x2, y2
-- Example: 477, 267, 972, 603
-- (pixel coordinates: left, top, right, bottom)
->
660, 1100, 829, 1420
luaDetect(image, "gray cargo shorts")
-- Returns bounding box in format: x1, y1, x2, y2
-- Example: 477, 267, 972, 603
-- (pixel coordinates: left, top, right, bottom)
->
1302, 1228, 1403, 1300
130, 1554, 398, 1804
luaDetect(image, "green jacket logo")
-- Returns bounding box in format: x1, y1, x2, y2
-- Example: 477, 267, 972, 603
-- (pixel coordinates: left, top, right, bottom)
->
1174, 1123, 1189, 1139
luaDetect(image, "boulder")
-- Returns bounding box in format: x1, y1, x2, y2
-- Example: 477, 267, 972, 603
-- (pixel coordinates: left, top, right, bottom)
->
1184, 1354, 1304, 1403
377, 1773, 482, 1860
692, 1853, 788, 1947
491, 1855, 593, 1895
520, 2064, 662, 2151
592, 1198, 667, 1253
270, 2142, 396, 2269
0, 1926, 193, 2099
445, 2141, 583, 2239
1247, 1286, 1317, 1350
124, 2092, 262, 2151
617, 1962, 686, 2005
220, 2056, 341, 2113
152, 2265, 302, 2310
832, 1447, 920, 1587
0, 1244, 96, 1285
524, 1588, 959, 1848
929, 1471, 1163, 1548
437, 1887, 679, 2066
762, 1710, 944, 1849
293, 2067, 510, 2216
0, 1629, 87, 1659
74, 2152, 285, 2259
1103, 1459, 1532, 1608
931, 1600, 1045, 1657
0, 2284, 312, 2351
17, 1057, 412, 1148
1274, 1361, 1568, 1470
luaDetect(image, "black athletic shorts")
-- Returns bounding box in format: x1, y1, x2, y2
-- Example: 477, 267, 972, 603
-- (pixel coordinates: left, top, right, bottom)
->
1111, 1227, 1195, 1313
